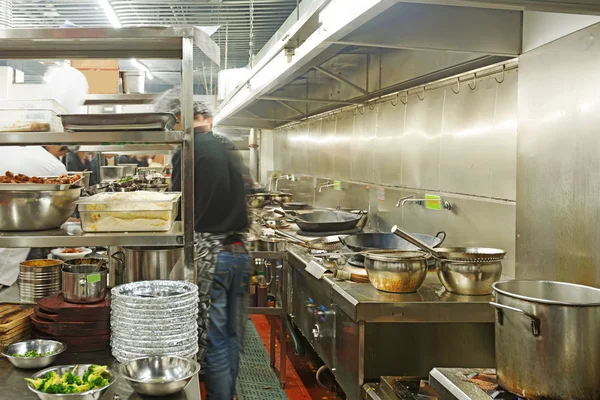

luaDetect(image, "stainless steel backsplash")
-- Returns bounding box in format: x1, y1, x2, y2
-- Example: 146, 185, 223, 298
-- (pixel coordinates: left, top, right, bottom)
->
268, 70, 518, 277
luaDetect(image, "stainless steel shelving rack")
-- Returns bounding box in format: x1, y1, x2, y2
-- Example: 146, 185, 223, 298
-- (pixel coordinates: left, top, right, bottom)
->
0, 27, 220, 283
247, 250, 288, 387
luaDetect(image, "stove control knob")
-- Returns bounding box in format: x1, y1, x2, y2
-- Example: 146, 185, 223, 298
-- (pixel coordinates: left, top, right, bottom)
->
306, 297, 315, 311
312, 324, 321, 342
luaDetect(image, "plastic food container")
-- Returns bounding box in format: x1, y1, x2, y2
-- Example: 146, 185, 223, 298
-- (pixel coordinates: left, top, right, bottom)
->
77, 191, 181, 232
0, 99, 65, 132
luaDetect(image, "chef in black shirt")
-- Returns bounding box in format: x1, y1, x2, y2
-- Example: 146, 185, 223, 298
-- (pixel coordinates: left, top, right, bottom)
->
157, 89, 249, 400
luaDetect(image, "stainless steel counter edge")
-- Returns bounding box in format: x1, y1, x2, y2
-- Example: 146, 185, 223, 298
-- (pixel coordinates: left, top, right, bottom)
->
288, 245, 495, 323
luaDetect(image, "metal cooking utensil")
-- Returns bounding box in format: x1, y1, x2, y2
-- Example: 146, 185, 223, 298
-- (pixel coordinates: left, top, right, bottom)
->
274, 230, 344, 251
391, 225, 506, 261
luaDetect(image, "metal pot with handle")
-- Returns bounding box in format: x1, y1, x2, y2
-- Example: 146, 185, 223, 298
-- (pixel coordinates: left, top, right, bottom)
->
62, 258, 108, 303
118, 246, 184, 283
491, 280, 600, 399
391, 225, 504, 295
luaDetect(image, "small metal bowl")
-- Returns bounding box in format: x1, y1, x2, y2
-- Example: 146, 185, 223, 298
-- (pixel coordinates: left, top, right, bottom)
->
121, 355, 200, 396
26, 364, 115, 400
2, 340, 66, 369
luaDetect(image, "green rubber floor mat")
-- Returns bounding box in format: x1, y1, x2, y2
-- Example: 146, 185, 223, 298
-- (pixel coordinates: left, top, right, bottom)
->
237, 320, 288, 400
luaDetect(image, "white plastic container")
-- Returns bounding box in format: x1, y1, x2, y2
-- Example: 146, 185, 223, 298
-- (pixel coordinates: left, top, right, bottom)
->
77, 191, 181, 232
0, 99, 66, 132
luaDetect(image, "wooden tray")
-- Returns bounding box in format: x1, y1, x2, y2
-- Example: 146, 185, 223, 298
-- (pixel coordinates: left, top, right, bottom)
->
30, 313, 110, 337
32, 329, 110, 353
0, 304, 34, 334
37, 293, 110, 321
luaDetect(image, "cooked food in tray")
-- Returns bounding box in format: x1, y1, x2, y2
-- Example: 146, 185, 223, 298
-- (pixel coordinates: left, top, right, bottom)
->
0, 171, 83, 192
0, 171, 81, 184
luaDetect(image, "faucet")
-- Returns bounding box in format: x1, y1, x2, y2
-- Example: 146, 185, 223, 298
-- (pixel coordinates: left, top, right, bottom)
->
396, 195, 414, 207
397, 194, 452, 210
273, 174, 291, 191
318, 181, 335, 193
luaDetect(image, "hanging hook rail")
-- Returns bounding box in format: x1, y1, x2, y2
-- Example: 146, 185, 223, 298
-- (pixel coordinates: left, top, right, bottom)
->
468, 74, 477, 90
495, 65, 506, 84
451, 78, 460, 94
417, 86, 425, 101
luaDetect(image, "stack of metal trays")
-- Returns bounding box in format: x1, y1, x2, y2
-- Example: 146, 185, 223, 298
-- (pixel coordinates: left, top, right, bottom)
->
110, 280, 199, 362
18, 259, 63, 303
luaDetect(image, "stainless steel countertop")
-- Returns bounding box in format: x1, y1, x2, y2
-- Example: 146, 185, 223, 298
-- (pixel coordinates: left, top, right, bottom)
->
0, 350, 201, 400
288, 245, 498, 323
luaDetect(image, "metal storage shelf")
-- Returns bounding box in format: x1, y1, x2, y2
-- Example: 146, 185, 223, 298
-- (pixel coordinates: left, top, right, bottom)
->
0, 131, 183, 145
248, 250, 288, 387
0, 27, 213, 282
0, 222, 183, 248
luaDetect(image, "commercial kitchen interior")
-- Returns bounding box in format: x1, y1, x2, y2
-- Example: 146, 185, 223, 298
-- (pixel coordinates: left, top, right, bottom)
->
1, 0, 600, 399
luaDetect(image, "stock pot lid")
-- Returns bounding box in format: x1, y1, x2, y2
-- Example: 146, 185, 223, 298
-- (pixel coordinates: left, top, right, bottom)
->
493, 280, 600, 306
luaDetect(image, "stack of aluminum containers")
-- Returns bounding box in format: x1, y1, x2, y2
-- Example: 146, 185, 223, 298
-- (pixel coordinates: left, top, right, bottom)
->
110, 280, 199, 362
19, 259, 63, 302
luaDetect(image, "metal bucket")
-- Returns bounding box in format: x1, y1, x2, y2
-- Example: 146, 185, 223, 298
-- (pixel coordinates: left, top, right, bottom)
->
18, 259, 62, 302
118, 246, 184, 283
491, 280, 600, 399
123, 71, 145, 94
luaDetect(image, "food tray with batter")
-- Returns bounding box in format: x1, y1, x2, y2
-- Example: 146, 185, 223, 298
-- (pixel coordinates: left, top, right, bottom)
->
76, 191, 181, 232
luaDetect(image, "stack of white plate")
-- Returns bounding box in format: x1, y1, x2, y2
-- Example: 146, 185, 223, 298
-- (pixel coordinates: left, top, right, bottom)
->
110, 280, 199, 362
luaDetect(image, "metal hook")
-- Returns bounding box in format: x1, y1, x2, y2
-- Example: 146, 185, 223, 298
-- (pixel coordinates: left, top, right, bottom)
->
400, 91, 408, 105
352, 105, 358, 116
495, 65, 505, 84
468, 74, 477, 90
390, 93, 399, 107
358, 104, 365, 115
417, 86, 425, 101
451, 78, 460, 94
368, 102, 376, 111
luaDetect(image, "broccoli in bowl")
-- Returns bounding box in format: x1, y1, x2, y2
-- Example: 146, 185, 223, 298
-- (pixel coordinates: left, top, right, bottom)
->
25, 364, 113, 397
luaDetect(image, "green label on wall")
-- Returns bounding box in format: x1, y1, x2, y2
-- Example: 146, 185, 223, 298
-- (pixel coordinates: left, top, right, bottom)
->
425, 194, 442, 210
333, 180, 342, 191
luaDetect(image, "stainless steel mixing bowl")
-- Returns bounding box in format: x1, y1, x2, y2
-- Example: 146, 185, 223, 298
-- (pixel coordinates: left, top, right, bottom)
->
1, 339, 66, 369
0, 188, 80, 231
121, 355, 200, 396
26, 364, 115, 400
436, 259, 502, 295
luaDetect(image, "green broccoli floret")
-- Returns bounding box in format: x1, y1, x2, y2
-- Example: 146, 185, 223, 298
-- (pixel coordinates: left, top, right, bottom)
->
45, 383, 68, 394
24, 378, 44, 390
82, 365, 96, 382
89, 375, 109, 388
64, 385, 78, 394
75, 383, 91, 393
63, 372, 76, 385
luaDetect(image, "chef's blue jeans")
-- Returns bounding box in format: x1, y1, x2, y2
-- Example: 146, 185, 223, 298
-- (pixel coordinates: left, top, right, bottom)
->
204, 251, 250, 400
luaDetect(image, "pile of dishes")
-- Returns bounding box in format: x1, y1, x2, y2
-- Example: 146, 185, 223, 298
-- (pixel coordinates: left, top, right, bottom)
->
18, 260, 63, 303
110, 280, 199, 362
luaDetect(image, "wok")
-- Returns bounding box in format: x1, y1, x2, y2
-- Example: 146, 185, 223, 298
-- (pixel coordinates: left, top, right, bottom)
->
341, 232, 445, 253
274, 209, 362, 233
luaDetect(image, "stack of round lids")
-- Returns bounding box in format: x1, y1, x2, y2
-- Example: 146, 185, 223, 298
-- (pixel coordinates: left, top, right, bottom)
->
110, 280, 199, 362
18, 259, 63, 303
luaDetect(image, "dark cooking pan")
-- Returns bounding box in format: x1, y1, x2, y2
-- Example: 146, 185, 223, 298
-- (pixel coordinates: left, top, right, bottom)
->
341, 232, 446, 253
274, 209, 362, 232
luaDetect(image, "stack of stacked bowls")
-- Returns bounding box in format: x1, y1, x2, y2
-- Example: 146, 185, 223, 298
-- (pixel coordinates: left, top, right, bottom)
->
18, 259, 63, 302
110, 280, 199, 362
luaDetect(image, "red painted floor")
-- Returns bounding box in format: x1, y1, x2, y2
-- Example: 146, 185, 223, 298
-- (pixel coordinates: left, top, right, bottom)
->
200, 316, 340, 400
251, 315, 339, 400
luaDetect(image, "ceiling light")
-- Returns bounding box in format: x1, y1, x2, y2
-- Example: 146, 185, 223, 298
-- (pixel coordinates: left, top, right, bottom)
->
130, 58, 153, 80
97, 0, 121, 28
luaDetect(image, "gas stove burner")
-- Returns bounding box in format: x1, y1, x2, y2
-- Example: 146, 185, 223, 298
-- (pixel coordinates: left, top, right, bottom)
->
296, 228, 362, 237
347, 255, 365, 268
